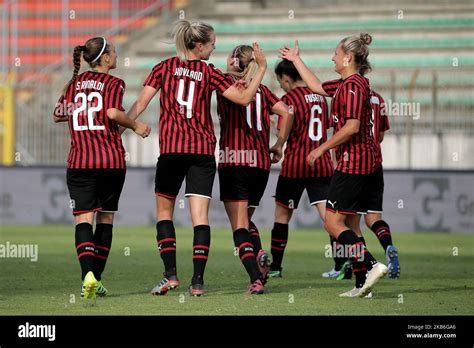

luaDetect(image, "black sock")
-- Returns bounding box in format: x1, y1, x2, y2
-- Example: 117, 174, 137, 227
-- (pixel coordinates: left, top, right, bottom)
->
337, 230, 377, 271
156, 220, 177, 277
248, 220, 262, 256
370, 220, 393, 251
353, 237, 368, 288
270, 222, 288, 271
331, 236, 346, 271
192, 225, 210, 285
93, 223, 113, 281
75, 223, 95, 280
234, 228, 260, 282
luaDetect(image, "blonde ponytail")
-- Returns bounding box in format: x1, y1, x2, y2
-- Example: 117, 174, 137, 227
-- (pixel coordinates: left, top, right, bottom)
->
340, 32, 373, 75
228, 45, 258, 82
172, 19, 214, 61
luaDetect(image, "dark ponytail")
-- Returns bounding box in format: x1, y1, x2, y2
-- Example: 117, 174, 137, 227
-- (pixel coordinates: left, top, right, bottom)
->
62, 37, 110, 96
62, 45, 84, 96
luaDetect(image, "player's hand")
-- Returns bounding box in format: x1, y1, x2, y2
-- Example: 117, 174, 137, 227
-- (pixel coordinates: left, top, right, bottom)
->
270, 143, 283, 163
133, 121, 151, 138
279, 40, 300, 61
234, 79, 248, 90
252, 42, 267, 69
306, 147, 324, 168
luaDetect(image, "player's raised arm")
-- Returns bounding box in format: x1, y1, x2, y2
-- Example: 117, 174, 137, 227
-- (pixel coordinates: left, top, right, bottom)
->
222, 42, 267, 106
279, 40, 328, 97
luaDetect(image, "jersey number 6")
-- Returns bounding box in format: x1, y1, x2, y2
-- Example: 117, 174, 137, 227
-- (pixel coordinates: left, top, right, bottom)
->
309, 105, 323, 141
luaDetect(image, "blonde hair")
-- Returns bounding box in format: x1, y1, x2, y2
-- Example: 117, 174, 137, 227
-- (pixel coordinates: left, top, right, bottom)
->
172, 19, 214, 60
340, 32, 372, 75
228, 45, 258, 83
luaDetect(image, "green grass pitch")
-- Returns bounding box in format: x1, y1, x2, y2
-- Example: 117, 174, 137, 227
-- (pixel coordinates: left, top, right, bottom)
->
0, 225, 473, 315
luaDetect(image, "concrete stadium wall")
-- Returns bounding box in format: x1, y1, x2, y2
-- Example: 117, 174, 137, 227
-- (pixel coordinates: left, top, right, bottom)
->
1, 167, 473, 233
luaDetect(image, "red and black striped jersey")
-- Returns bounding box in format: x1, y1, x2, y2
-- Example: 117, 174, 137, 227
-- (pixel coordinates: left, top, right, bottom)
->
322, 74, 378, 174
144, 56, 232, 156
217, 75, 280, 171
53, 71, 126, 169
370, 90, 390, 165
278, 86, 333, 178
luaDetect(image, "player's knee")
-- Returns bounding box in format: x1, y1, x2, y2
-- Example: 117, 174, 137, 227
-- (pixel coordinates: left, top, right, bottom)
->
96, 212, 114, 224
365, 214, 380, 229
275, 206, 292, 224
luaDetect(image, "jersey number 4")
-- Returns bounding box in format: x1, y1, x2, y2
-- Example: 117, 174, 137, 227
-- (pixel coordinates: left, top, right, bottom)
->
73, 92, 104, 131
177, 79, 195, 119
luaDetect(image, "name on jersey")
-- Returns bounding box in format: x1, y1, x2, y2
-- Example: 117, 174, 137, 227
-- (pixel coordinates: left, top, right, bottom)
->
304, 94, 325, 103
76, 80, 104, 91
174, 67, 203, 81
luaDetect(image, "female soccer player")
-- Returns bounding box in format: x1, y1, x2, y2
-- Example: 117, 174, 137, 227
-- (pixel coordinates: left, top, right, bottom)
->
53, 37, 151, 302
280, 34, 388, 298
217, 45, 291, 294
268, 59, 333, 279
127, 20, 267, 296
351, 88, 400, 278
322, 89, 400, 281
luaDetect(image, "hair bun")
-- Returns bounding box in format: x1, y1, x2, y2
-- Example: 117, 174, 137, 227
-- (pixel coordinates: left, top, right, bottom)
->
360, 33, 372, 46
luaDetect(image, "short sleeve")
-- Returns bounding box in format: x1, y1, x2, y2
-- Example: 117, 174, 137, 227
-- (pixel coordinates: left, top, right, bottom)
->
324, 99, 331, 129
378, 94, 390, 131
109, 80, 126, 111
143, 61, 164, 90
53, 94, 67, 120
209, 64, 232, 93
322, 79, 342, 97
53, 83, 73, 120
278, 94, 292, 130
342, 82, 364, 121
262, 85, 281, 110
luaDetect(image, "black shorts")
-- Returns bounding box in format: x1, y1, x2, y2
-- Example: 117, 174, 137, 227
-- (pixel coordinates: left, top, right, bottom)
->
358, 165, 384, 214
218, 166, 269, 207
275, 175, 331, 210
326, 166, 382, 215
155, 153, 216, 199
66, 168, 126, 215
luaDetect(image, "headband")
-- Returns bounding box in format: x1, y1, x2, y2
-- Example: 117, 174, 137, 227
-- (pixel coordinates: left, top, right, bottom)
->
91, 37, 107, 63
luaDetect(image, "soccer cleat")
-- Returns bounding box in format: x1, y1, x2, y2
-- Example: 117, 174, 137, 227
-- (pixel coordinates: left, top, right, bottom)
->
339, 287, 372, 298
322, 268, 341, 278
357, 262, 388, 298
386, 245, 400, 279
150, 274, 179, 296
96, 281, 108, 297
82, 271, 99, 301
257, 249, 272, 284
268, 268, 282, 278
247, 279, 265, 295
336, 261, 353, 280
189, 283, 205, 297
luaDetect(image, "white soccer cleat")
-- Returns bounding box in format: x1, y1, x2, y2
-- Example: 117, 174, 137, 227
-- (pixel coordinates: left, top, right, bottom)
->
339, 287, 372, 298
322, 268, 341, 278
357, 262, 388, 298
